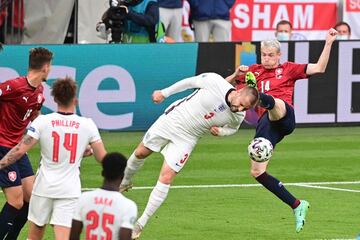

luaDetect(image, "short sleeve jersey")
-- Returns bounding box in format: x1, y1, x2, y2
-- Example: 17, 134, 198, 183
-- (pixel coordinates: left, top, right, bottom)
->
236, 62, 307, 116
27, 112, 101, 198
0, 77, 44, 148
73, 189, 138, 239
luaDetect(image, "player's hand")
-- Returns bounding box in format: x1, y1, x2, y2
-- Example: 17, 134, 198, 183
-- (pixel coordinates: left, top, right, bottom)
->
235, 65, 249, 76
152, 90, 165, 104
210, 126, 220, 136
83, 145, 93, 157
326, 28, 338, 44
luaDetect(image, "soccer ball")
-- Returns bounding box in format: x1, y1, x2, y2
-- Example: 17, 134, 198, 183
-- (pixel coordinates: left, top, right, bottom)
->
248, 137, 273, 162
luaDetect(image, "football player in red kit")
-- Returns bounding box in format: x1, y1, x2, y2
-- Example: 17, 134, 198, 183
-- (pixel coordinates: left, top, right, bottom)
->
227, 28, 338, 232
0, 47, 53, 239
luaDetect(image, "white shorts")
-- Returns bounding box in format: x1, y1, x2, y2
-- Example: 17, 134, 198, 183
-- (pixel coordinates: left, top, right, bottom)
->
28, 195, 78, 228
143, 119, 197, 172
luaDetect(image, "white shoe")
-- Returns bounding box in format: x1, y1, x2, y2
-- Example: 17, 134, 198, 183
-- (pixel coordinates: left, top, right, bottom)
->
119, 182, 133, 193
132, 222, 143, 239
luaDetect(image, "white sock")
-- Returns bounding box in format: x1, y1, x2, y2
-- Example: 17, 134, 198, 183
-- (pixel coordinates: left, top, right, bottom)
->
121, 152, 145, 186
137, 181, 170, 227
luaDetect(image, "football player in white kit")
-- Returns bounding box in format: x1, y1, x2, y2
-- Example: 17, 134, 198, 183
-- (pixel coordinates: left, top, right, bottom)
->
0, 77, 107, 240
119, 72, 259, 239
70, 152, 137, 240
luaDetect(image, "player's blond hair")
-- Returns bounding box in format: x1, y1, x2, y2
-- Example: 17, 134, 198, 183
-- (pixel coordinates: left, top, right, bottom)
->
261, 39, 281, 53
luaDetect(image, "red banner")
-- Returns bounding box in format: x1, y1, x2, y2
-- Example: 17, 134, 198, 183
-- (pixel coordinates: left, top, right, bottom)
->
346, 0, 360, 11
231, 0, 337, 41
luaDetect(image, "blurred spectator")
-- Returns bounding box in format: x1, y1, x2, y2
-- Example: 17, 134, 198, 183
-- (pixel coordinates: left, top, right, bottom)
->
159, 0, 182, 42
188, 0, 234, 42
275, 20, 306, 41
334, 21, 351, 40
22, 0, 74, 44
0, 0, 24, 44
99, 0, 161, 43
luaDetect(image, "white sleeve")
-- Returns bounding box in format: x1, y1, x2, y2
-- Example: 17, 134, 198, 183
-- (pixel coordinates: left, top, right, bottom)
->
120, 201, 138, 229
217, 112, 245, 137
26, 115, 44, 140
161, 73, 220, 98
87, 119, 102, 143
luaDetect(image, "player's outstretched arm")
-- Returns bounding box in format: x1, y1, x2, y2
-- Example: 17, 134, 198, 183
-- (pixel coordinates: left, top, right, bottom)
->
91, 140, 107, 162
0, 135, 38, 169
69, 219, 83, 240
306, 28, 337, 75
226, 65, 249, 84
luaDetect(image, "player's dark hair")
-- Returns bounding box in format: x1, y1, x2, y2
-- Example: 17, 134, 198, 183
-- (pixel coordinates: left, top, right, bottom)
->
29, 47, 53, 70
276, 20, 292, 30
102, 152, 127, 180
334, 21, 351, 34
51, 77, 77, 107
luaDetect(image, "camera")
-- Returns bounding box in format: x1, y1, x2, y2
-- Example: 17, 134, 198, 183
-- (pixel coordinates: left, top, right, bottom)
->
98, 0, 144, 43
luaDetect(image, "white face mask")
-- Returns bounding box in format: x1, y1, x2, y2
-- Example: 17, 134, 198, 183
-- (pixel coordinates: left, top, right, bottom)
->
277, 32, 290, 41
336, 35, 350, 40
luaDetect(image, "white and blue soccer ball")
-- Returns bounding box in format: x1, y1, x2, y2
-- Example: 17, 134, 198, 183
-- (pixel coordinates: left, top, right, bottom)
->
248, 137, 273, 162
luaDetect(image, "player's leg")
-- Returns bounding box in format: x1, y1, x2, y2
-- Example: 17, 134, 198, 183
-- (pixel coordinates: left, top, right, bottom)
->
250, 106, 309, 232
27, 222, 46, 240
121, 128, 169, 192
133, 142, 192, 239
51, 198, 77, 240
0, 186, 23, 238
0, 147, 25, 239
120, 142, 154, 192
5, 155, 35, 239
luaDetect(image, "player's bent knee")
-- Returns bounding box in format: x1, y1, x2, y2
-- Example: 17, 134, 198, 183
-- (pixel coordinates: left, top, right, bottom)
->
8, 198, 24, 209
250, 168, 264, 178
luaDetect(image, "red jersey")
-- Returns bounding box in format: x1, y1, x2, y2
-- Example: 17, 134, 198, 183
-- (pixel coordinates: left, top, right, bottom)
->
0, 77, 45, 148
237, 62, 308, 117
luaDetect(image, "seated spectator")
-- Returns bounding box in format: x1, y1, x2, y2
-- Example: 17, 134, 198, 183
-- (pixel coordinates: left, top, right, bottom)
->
275, 20, 306, 41
188, 0, 235, 42
159, 0, 183, 42
334, 21, 351, 40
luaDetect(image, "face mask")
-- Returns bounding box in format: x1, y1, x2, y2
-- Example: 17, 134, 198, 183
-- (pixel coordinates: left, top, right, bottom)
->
336, 35, 350, 40
277, 32, 290, 41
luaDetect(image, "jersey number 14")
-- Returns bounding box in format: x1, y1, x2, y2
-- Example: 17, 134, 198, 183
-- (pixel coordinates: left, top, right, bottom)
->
51, 131, 78, 163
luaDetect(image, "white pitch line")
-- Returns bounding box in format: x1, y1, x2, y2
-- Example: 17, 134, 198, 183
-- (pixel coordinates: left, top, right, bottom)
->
293, 184, 360, 193
81, 180, 360, 191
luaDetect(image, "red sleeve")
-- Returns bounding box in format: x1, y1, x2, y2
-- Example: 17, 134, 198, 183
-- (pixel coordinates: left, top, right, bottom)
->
285, 62, 308, 81
0, 79, 18, 100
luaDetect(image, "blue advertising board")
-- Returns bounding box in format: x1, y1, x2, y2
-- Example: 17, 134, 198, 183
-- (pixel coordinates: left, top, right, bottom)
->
0, 43, 198, 130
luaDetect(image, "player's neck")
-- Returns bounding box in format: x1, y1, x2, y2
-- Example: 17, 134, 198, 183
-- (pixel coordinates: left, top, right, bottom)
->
101, 181, 121, 192
27, 71, 43, 88
57, 105, 75, 114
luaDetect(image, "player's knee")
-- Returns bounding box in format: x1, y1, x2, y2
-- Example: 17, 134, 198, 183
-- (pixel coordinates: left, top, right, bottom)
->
8, 198, 24, 209
134, 150, 147, 159
250, 168, 264, 178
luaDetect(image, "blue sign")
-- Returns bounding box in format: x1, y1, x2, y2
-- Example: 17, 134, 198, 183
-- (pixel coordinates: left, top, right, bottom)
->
0, 43, 198, 130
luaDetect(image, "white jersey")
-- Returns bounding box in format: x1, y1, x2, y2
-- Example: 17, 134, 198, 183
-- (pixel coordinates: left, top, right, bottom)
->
27, 112, 101, 198
73, 189, 137, 239
159, 73, 245, 140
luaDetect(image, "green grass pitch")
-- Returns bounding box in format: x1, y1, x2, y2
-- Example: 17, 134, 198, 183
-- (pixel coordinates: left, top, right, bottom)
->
3, 126, 360, 239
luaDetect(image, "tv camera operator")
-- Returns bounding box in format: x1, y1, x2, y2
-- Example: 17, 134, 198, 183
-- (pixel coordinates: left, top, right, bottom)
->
97, 0, 162, 43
